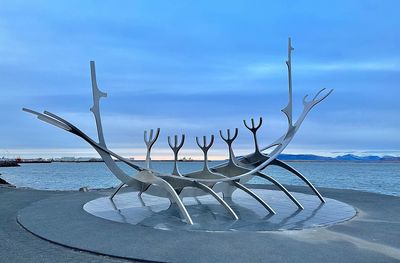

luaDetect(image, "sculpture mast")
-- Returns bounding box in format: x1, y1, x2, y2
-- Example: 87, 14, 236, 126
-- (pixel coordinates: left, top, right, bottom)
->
282, 37, 294, 128
90, 61, 108, 147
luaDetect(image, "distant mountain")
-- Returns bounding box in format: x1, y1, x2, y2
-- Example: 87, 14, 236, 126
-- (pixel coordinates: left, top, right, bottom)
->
381, 155, 400, 161
278, 154, 334, 161
277, 154, 400, 162
334, 154, 381, 161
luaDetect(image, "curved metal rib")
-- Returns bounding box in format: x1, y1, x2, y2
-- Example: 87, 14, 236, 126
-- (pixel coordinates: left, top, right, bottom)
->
195, 182, 238, 220
232, 181, 276, 214
213, 160, 303, 210
110, 182, 125, 200
151, 175, 194, 225
271, 159, 325, 203
255, 172, 303, 209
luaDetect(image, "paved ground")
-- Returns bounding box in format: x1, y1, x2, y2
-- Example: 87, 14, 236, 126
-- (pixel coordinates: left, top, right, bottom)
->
1, 185, 400, 262
0, 186, 138, 263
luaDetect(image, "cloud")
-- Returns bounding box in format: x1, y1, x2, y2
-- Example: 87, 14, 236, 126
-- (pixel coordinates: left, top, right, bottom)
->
246, 60, 400, 76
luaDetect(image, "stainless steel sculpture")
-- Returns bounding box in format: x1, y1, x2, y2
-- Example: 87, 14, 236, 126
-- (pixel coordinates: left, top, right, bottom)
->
23, 38, 332, 225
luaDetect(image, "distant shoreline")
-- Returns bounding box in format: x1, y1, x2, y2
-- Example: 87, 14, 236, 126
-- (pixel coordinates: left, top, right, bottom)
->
11, 159, 400, 164
125, 159, 400, 163
2, 153, 399, 166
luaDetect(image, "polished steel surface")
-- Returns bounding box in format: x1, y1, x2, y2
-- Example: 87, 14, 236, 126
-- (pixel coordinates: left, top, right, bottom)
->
23, 38, 333, 224
168, 134, 185, 176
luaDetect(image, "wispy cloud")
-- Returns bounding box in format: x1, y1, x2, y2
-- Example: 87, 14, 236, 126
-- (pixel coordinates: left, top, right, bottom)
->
247, 60, 400, 76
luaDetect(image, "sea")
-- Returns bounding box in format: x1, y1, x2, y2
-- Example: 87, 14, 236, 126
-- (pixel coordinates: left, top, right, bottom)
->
0, 161, 399, 197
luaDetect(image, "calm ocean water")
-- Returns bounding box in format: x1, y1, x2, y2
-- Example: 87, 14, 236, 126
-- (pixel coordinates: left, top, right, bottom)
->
1, 161, 399, 196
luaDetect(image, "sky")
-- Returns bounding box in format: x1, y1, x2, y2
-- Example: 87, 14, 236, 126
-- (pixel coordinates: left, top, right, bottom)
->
0, 0, 399, 159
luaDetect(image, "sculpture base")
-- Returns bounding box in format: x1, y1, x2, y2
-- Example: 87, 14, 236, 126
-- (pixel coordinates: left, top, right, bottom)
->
84, 189, 355, 231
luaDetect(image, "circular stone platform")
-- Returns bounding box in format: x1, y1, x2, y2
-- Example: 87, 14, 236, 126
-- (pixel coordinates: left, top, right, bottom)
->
84, 189, 355, 232
17, 186, 357, 262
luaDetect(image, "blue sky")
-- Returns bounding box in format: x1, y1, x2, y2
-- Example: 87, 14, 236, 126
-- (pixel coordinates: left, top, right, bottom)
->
0, 1, 399, 159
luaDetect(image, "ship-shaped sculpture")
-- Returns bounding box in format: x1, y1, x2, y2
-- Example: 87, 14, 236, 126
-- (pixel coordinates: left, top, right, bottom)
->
24, 38, 333, 225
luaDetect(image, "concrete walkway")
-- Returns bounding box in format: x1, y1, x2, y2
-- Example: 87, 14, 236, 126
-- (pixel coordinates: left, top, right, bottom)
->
0, 186, 137, 263
1, 185, 400, 262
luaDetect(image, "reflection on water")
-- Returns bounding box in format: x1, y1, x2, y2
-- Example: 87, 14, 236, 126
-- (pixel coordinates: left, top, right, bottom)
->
0, 161, 399, 196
